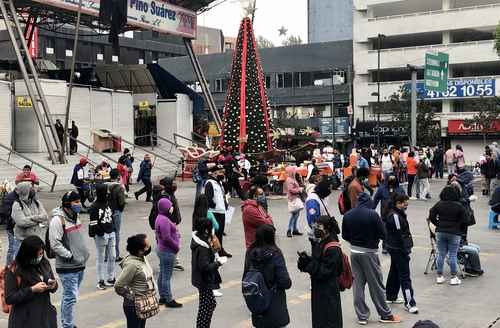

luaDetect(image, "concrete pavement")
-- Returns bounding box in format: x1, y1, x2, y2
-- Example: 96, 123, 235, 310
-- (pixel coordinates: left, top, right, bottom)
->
1, 178, 500, 328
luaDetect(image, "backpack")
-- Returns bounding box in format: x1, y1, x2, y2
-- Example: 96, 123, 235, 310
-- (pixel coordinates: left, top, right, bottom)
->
323, 242, 353, 291
242, 263, 274, 315
338, 185, 352, 215
45, 216, 65, 259
0, 262, 20, 314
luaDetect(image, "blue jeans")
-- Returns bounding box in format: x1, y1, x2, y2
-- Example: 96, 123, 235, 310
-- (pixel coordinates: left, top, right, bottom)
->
6, 230, 19, 265
95, 233, 116, 282
113, 210, 123, 258
288, 210, 300, 232
60, 270, 85, 328
157, 249, 176, 302
436, 232, 461, 275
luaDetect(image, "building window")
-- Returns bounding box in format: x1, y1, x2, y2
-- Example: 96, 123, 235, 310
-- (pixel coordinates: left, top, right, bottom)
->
284, 73, 293, 88
265, 75, 271, 89
225, 42, 233, 51
215, 79, 223, 93
300, 72, 313, 87
276, 73, 284, 88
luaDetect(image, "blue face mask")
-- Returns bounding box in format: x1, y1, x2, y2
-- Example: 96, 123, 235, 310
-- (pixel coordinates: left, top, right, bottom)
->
71, 204, 82, 214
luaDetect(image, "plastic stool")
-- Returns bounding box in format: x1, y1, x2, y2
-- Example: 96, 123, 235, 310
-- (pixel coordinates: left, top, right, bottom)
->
488, 209, 500, 229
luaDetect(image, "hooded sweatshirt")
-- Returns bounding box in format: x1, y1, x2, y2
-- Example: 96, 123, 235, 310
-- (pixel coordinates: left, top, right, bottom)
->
155, 198, 180, 253
373, 174, 406, 218
12, 182, 48, 241
89, 184, 114, 237
305, 180, 333, 226
49, 207, 90, 273
342, 193, 386, 252
242, 199, 273, 248
428, 186, 467, 236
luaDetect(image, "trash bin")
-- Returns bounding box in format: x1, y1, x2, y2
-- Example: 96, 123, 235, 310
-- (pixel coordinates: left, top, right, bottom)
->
112, 135, 122, 153
92, 129, 113, 152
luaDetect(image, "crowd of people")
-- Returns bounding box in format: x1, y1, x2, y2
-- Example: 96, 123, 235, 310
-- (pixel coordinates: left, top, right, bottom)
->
0, 140, 492, 328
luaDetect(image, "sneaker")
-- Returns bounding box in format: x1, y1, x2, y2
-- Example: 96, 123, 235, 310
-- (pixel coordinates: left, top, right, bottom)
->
409, 197, 417, 200
406, 305, 419, 314
379, 314, 401, 323
386, 298, 405, 304
158, 297, 167, 305
105, 279, 116, 287
213, 289, 223, 297
165, 300, 183, 308
292, 230, 303, 236
436, 276, 446, 284
449, 276, 462, 285
97, 281, 106, 290
287, 230, 292, 238
358, 319, 368, 325
174, 264, 185, 271
134, 192, 139, 200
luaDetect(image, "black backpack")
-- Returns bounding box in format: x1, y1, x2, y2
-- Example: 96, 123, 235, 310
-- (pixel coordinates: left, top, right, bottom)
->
242, 260, 274, 315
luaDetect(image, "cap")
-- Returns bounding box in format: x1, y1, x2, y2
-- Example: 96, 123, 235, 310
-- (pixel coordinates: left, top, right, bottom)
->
62, 190, 80, 207
209, 164, 224, 173
80, 157, 88, 165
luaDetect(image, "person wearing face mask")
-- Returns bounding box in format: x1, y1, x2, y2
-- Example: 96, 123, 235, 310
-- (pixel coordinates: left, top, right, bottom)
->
154, 198, 182, 308
242, 186, 274, 249
297, 215, 344, 328
380, 148, 394, 183
135, 154, 153, 202
4, 235, 58, 328
305, 178, 338, 230
204, 165, 232, 258
11, 182, 48, 255
115, 234, 158, 327
385, 194, 418, 314
49, 191, 90, 328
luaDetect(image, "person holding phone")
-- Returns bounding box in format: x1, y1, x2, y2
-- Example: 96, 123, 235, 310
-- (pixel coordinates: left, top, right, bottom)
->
4, 235, 58, 328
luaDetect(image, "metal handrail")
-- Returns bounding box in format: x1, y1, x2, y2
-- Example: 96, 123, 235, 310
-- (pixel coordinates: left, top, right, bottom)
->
68, 137, 119, 165
173, 133, 206, 149
0, 142, 58, 192
134, 134, 180, 158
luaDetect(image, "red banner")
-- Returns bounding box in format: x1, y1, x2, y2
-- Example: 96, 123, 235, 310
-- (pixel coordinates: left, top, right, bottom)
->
448, 119, 500, 135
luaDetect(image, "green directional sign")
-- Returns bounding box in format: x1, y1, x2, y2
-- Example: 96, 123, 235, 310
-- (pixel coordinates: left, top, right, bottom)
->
424, 52, 449, 92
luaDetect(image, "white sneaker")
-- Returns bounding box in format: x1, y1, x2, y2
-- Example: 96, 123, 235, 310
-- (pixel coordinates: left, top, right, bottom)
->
449, 276, 462, 285
436, 276, 446, 284
213, 289, 223, 297
406, 305, 419, 314
409, 197, 417, 200
386, 298, 405, 304
358, 319, 368, 325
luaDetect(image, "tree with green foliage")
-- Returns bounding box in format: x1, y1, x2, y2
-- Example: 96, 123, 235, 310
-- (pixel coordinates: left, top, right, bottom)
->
282, 35, 302, 47
464, 97, 500, 145
378, 86, 441, 146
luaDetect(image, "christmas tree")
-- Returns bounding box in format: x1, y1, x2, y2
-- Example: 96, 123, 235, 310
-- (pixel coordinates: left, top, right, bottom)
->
221, 17, 273, 154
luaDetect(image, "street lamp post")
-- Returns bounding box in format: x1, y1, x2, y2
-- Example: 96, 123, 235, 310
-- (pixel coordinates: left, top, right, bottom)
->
331, 69, 335, 144
376, 33, 386, 147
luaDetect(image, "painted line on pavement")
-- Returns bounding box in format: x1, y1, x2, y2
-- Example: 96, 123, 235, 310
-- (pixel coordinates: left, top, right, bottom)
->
97, 279, 240, 328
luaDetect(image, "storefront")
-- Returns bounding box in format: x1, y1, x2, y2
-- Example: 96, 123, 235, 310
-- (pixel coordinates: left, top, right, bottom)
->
447, 119, 500, 164
354, 120, 410, 147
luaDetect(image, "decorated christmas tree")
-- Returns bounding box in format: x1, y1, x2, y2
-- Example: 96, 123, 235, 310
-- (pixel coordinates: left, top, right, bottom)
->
221, 17, 273, 154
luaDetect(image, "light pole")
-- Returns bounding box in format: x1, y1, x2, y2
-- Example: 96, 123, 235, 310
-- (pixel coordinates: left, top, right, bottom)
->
376, 33, 386, 147
331, 69, 335, 144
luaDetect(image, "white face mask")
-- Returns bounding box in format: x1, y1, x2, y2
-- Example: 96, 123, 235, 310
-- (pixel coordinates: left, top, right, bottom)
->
31, 255, 43, 265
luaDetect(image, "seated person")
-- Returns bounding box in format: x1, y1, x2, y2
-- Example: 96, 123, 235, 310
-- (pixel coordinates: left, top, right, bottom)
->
15, 165, 39, 185
460, 234, 484, 277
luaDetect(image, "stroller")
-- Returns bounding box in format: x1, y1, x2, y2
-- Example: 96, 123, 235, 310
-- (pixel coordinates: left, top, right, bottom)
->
424, 220, 466, 279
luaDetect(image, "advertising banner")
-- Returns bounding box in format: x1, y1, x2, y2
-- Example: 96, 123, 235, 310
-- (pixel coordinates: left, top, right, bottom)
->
407, 78, 497, 100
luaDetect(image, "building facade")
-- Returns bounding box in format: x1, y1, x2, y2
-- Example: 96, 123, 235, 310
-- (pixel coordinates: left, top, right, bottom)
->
159, 41, 353, 144
308, 0, 353, 43
353, 0, 500, 158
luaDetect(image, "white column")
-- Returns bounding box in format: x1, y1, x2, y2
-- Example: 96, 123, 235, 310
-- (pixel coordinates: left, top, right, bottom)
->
442, 0, 451, 10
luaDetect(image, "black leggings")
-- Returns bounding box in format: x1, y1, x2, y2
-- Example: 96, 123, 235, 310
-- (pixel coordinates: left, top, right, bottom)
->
197, 288, 216, 328
407, 175, 416, 197
123, 301, 146, 328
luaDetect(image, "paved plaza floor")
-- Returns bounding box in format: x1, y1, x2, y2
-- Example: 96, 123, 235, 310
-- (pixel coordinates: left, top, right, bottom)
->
1, 178, 499, 327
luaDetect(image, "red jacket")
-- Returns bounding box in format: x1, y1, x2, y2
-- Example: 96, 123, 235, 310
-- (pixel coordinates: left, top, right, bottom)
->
242, 199, 273, 249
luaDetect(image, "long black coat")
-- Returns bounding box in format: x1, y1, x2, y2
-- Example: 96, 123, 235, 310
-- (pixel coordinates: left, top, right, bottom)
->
243, 246, 292, 328
299, 236, 343, 328
5, 259, 58, 328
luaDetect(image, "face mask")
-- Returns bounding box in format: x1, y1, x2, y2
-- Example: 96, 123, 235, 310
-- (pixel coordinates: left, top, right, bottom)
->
143, 246, 152, 256
313, 228, 326, 240
217, 175, 224, 181
71, 204, 82, 214
256, 195, 267, 208
31, 255, 43, 265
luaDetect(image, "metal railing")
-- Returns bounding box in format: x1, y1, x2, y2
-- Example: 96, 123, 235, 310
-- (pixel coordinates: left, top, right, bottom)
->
134, 134, 181, 159
173, 133, 207, 149
68, 137, 119, 166
0, 142, 58, 192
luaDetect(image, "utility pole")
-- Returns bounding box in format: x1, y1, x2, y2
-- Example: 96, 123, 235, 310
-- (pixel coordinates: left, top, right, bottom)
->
331, 69, 336, 144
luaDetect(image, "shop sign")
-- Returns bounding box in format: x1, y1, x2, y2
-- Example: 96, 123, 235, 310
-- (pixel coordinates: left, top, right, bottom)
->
32, 0, 197, 38
16, 96, 33, 108
448, 119, 500, 135
355, 121, 408, 138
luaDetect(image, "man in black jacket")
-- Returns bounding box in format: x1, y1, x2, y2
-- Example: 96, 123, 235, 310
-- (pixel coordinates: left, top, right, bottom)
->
385, 194, 418, 314
0, 189, 19, 264
89, 184, 116, 290
342, 193, 401, 324
108, 169, 126, 262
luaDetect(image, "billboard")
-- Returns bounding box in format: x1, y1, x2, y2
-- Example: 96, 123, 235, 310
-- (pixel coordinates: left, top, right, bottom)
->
31, 0, 197, 38
405, 78, 497, 100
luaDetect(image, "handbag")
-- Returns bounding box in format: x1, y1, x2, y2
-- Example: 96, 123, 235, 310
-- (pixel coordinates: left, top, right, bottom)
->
134, 288, 160, 320
288, 197, 304, 213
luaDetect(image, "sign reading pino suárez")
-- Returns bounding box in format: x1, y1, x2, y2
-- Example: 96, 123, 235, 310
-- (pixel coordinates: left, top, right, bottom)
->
31, 0, 197, 38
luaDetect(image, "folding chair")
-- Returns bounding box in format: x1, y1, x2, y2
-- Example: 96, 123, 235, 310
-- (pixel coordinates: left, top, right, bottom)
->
424, 220, 466, 279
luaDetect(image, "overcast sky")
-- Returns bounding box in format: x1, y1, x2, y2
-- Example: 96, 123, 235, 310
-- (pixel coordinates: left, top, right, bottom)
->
198, 0, 308, 45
